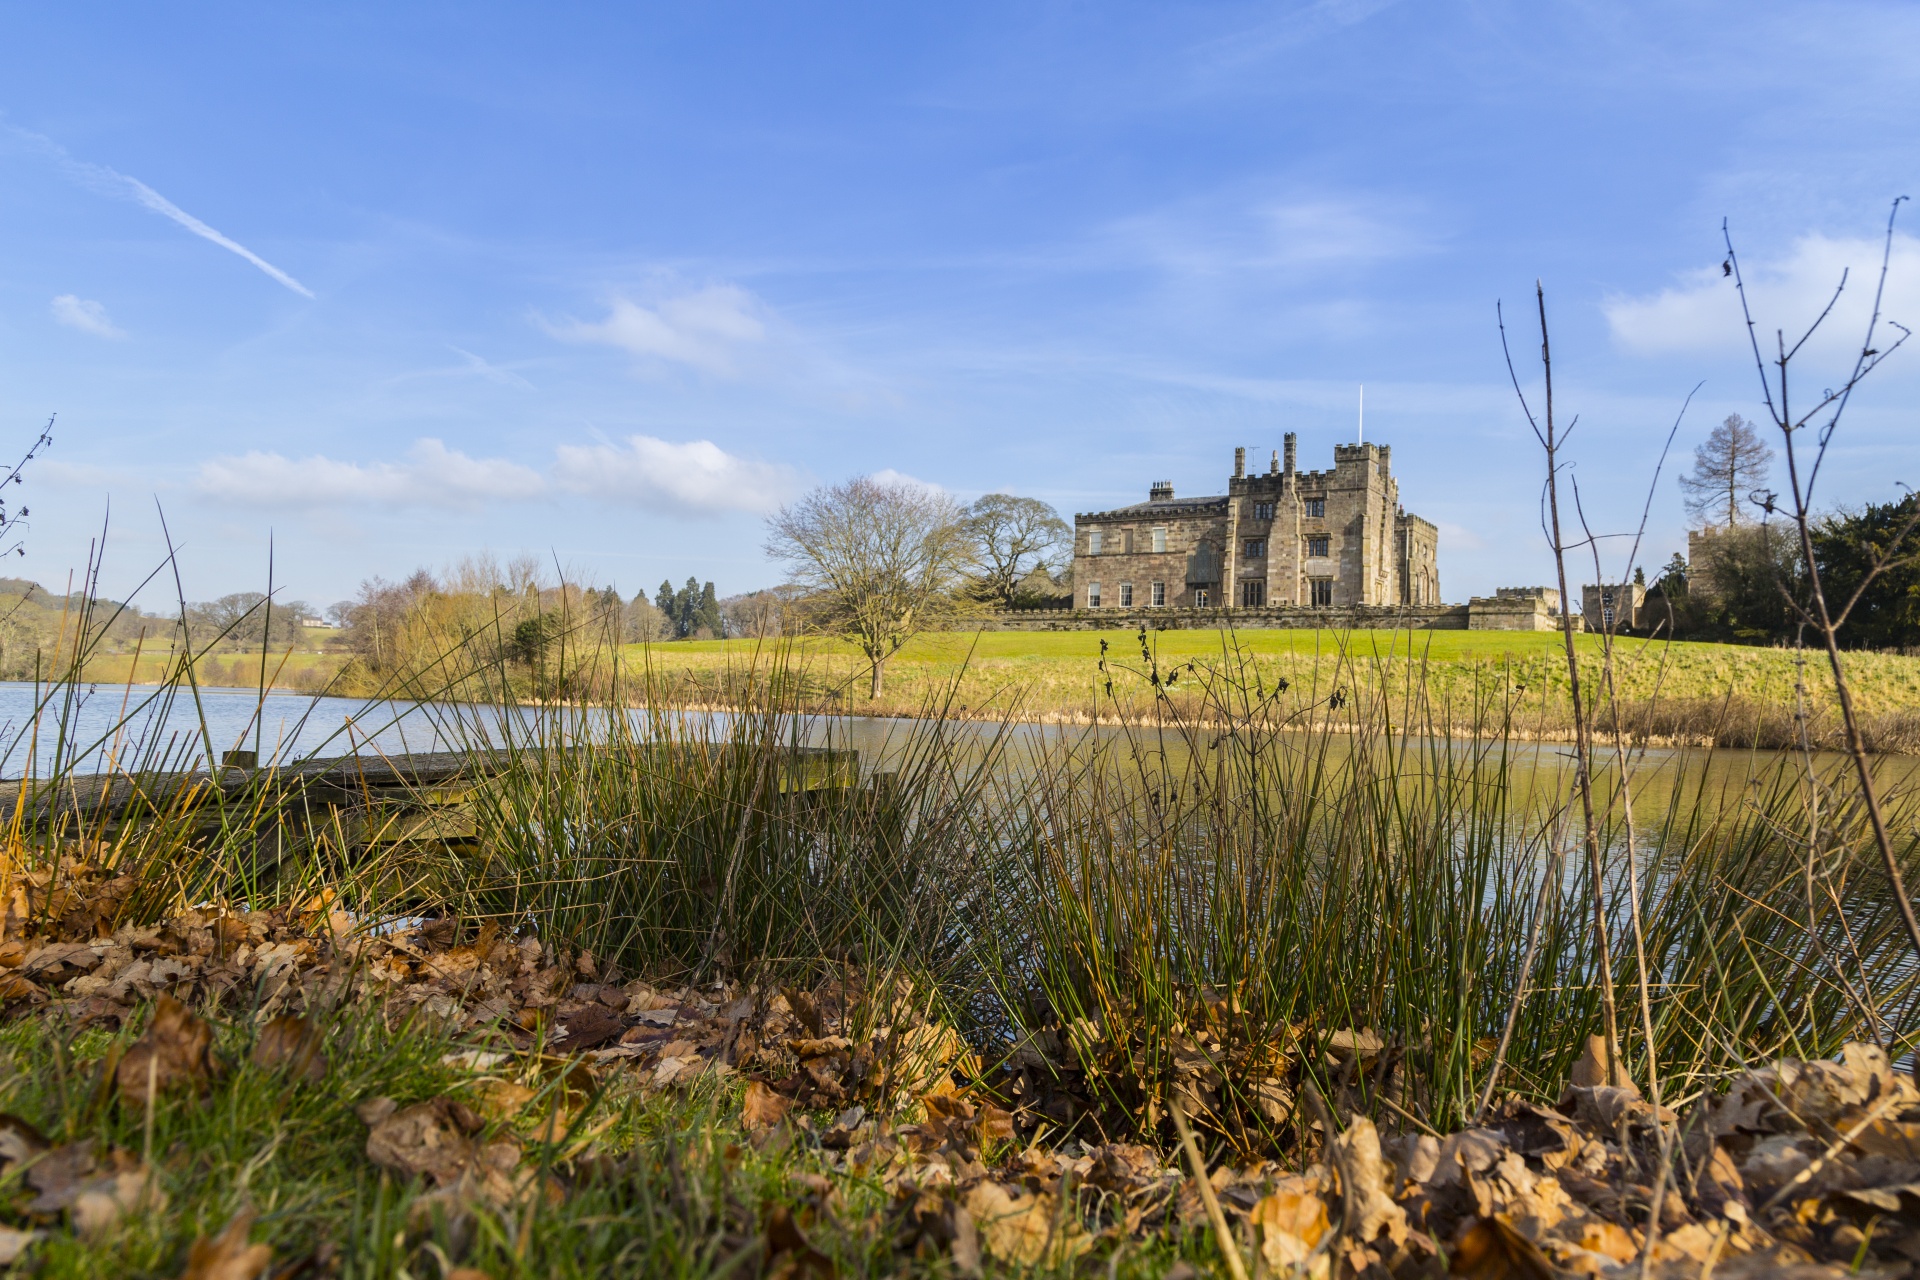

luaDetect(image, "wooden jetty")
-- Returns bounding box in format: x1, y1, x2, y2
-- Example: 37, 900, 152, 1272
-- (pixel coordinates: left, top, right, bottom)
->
0, 745, 864, 860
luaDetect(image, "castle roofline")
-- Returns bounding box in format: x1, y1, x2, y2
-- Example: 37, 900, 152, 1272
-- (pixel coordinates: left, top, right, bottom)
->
1077, 494, 1228, 520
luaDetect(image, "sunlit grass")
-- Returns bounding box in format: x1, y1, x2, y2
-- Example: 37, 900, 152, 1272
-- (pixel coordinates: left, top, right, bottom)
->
618, 625, 1920, 743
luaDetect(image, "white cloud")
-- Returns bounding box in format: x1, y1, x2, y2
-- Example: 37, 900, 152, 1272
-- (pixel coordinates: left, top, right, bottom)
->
194, 434, 795, 516
195, 438, 544, 510
1098, 192, 1434, 277
552, 435, 800, 515
867, 468, 943, 494
50, 294, 125, 339
547, 285, 769, 375
1605, 232, 1920, 362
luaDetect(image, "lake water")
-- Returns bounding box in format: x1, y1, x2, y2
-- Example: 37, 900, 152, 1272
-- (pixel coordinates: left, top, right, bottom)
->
2, 680, 1911, 828
0, 682, 465, 776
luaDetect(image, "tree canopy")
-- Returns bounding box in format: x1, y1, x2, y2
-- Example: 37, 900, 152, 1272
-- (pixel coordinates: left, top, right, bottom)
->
765, 475, 969, 696
1812, 495, 1920, 651
961, 493, 1070, 607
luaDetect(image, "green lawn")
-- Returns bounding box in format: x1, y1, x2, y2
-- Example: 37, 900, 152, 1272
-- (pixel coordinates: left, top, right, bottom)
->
619, 624, 1920, 734
651, 626, 1667, 664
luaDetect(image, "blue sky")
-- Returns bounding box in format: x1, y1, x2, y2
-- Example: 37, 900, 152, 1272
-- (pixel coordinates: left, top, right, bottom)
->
1, 1, 1916, 610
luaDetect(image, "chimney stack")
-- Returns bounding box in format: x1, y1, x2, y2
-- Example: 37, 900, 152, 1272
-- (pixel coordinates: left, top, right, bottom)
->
1283, 432, 1297, 477
1149, 480, 1174, 502
1233, 446, 1246, 479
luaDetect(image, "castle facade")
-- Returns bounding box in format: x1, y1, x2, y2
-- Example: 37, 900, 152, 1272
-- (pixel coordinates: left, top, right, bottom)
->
1071, 434, 1440, 612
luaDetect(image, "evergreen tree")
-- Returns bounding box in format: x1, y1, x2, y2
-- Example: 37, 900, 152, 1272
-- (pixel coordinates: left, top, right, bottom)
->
1657, 553, 1688, 595
697, 581, 722, 636
677, 576, 701, 636
1812, 495, 1920, 650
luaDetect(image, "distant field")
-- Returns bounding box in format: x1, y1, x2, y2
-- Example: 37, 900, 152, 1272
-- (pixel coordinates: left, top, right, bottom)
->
620, 625, 1920, 747
77, 648, 348, 691
62, 627, 1920, 748
650, 627, 1685, 663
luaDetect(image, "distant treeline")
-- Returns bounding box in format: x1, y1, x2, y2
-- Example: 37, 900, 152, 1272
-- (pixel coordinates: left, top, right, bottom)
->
1647, 494, 1920, 650
0, 578, 317, 681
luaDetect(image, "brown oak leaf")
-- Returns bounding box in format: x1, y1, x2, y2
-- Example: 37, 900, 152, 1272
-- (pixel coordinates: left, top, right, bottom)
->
744, 1080, 794, 1132
178, 1206, 272, 1280
252, 1014, 327, 1084
117, 994, 216, 1106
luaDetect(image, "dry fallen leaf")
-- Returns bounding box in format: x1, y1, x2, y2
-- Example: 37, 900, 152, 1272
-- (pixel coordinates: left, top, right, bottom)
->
0, 1113, 49, 1167
178, 1206, 272, 1280
744, 1080, 793, 1132
1450, 1216, 1556, 1280
118, 994, 216, 1106
252, 1014, 326, 1084
24, 1141, 164, 1238
763, 1202, 837, 1280
962, 1181, 1091, 1269
361, 1097, 485, 1185
972, 1103, 1014, 1145
0, 1226, 38, 1265
1568, 1034, 1636, 1092
1251, 1176, 1329, 1275
1328, 1117, 1407, 1247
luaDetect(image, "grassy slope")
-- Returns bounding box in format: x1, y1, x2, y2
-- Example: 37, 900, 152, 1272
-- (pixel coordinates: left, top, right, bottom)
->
621, 627, 1920, 724
62, 628, 1920, 735
76, 650, 348, 691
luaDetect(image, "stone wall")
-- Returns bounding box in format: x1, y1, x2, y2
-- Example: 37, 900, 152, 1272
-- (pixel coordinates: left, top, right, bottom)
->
1467, 586, 1570, 631
981, 603, 1472, 632
1467, 599, 1558, 631
1582, 582, 1647, 632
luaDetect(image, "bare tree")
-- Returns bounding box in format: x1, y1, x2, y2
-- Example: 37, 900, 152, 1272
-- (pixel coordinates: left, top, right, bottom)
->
962, 493, 1071, 607
1677, 413, 1773, 528
766, 476, 969, 697
720, 587, 798, 639
1725, 198, 1920, 974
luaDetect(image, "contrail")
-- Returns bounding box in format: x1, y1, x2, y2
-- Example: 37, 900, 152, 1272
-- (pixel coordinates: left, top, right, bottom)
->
5, 122, 315, 299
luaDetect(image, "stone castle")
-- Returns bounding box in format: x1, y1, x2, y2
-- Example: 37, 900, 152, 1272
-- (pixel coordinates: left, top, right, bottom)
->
1071, 435, 1440, 613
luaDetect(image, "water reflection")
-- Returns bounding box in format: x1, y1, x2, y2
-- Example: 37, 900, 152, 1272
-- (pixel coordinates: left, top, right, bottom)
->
3, 681, 1911, 826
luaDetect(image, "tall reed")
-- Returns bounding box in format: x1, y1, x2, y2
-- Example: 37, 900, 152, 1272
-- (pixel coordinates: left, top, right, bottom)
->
6, 603, 1915, 1154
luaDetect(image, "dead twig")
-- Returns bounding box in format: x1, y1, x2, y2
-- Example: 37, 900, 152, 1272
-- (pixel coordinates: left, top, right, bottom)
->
1168, 1093, 1250, 1280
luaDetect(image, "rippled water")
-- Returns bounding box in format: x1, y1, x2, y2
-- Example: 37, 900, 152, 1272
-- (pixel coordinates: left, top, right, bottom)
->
0, 681, 465, 776
3, 679, 1912, 828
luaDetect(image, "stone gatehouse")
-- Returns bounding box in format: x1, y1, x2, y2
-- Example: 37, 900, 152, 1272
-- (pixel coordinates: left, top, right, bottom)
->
1071, 435, 1440, 612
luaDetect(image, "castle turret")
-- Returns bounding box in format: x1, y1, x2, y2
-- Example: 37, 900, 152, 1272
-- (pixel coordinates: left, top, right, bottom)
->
1283, 433, 1297, 478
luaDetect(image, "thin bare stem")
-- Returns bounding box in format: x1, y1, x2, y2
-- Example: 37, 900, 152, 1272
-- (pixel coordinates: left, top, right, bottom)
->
1500, 285, 1620, 1079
